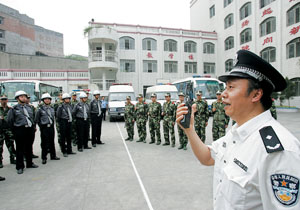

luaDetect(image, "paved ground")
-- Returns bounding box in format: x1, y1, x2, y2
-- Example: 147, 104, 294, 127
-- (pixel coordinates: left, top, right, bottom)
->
0, 111, 299, 210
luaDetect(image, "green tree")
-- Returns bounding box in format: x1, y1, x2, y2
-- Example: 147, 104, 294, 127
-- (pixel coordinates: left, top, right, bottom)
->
279, 77, 296, 107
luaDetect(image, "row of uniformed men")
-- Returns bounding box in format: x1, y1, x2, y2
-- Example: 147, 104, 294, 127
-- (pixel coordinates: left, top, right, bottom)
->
0, 90, 105, 177
124, 90, 230, 150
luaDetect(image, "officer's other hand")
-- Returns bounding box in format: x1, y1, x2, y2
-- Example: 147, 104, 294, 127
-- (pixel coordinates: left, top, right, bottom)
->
176, 103, 196, 131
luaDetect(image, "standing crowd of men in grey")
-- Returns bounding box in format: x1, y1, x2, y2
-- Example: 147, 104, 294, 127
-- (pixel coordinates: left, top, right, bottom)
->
0, 90, 106, 180
124, 90, 230, 151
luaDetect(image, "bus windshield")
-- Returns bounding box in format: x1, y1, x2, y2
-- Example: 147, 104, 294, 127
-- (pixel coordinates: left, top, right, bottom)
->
109, 92, 135, 102
195, 80, 220, 99
156, 92, 179, 100
0, 82, 37, 102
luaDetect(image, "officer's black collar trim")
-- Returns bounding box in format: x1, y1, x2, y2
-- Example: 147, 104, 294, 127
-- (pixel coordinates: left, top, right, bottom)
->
231, 66, 275, 90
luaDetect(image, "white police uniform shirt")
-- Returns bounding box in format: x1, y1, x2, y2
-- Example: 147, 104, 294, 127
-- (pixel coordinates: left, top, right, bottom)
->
209, 110, 300, 210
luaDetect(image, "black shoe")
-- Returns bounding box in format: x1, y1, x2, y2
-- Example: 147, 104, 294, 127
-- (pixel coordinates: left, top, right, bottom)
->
32, 154, 39, 159
156, 141, 161, 145
149, 141, 155, 144
42, 159, 47, 164
27, 163, 39, 168
67, 151, 76, 154
0, 162, 3, 168
63, 153, 68, 157
92, 144, 96, 147
178, 145, 184, 150
99, 141, 105, 145
136, 139, 143, 142
84, 147, 92, 149
0, 176, 5, 181
78, 148, 83, 152
51, 157, 60, 160
17, 169, 23, 174
96, 141, 101, 144
125, 137, 130, 141
162, 143, 170, 146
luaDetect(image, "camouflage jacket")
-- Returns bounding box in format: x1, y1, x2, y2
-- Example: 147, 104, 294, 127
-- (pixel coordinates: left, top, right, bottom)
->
212, 101, 229, 124
148, 101, 161, 120
135, 102, 148, 120
125, 103, 135, 122
162, 101, 176, 122
194, 100, 209, 123
71, 99, 78, 107
0, 105, 12, 129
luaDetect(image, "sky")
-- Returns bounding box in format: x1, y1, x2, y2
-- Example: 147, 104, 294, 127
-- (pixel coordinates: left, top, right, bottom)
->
0, 0, 191, 56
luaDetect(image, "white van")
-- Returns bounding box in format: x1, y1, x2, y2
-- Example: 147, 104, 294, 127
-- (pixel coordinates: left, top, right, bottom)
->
145, 85, 178, 106
108, 85, 136, 122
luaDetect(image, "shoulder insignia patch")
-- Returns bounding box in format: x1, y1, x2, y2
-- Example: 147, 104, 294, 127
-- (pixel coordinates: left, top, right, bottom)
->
259, 126, 284, 153
271, 174, 299, 206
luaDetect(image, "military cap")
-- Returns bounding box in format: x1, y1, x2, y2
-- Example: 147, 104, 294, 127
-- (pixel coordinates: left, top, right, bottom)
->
0, 95, 8, 100
216, 91, 221, 95
151, 93, 157, 98
165, 93, 171, 97
137, 94, 143, 98
178, 92, 185, 97
71, 92, 77, 96
196, 91, 202, 96
126, 96, 131, 100
218, 50, 287, 92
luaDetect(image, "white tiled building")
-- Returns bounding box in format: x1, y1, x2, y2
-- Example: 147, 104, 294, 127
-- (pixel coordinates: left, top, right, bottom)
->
190, 0, 300, 106
87, 22, 218, 95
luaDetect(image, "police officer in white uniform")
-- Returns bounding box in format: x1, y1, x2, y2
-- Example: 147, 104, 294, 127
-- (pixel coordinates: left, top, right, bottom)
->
176, 50, 300, 209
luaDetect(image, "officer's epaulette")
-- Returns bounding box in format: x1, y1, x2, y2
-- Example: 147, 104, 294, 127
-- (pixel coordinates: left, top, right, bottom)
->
259, 126, 284, 153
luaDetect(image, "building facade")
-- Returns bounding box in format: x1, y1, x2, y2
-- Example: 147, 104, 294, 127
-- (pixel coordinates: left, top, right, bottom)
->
190, 0, 300, 107
0, 51, 89, 92
88, 22, 218, 95
0, 3, 64, 57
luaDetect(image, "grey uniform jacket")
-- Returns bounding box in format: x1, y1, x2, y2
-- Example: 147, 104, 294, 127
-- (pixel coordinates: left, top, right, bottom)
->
89, 99, 102, 115
7, 104, 35, 127
72, 102, 90, 119
56, 103, 73, 122
35, 105, 55, 126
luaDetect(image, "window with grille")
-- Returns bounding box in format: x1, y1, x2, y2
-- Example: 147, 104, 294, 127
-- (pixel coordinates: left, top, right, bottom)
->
164, 61, 178, 73
203, 42, 215, 54
240, 2, 252, 20
240, 28, 252, 44
225, 37, 234, 50
287, 3, 300, 26
287, 38, 300, 59
260, 47, 276, 63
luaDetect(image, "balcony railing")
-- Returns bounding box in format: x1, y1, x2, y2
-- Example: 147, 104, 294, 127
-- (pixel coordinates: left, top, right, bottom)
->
89, 50, 118, 62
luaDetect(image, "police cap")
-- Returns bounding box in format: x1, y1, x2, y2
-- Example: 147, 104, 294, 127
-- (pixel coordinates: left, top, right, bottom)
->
216, 91, 221, 95
151, 93, 157, 98
178, 92, 185, 97
196, 91, 202, 96
0, 95, 8, 100
165, 93, 171, 97
218, 50, 287, 92
71, 92, 77, 96
126, 96, 131, 100
137, 94, 143, 98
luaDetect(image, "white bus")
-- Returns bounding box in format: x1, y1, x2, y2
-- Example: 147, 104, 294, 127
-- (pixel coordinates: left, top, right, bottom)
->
145, 85, 178, 106
0, 80, 62, 107
172, 76, 224, 113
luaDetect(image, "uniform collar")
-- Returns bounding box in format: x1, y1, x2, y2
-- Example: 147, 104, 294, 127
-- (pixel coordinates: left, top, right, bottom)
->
231, 110, 273, 142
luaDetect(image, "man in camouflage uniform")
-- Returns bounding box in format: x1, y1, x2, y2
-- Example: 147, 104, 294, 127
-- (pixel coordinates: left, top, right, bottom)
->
148, 93, 162, 145
212, 91, 230, 141
194, 91, 209, 143
54, 93, 63, 148
135, 94, 148, 143
162, 93, 176, 147
175, 92, 188, 150
124, 96, 135, 141
0, 95, 16, 168
71, 92, 78, 146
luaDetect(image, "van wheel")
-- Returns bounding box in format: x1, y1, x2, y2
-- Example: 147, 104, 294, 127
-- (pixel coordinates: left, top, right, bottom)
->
109, 116, 114, 122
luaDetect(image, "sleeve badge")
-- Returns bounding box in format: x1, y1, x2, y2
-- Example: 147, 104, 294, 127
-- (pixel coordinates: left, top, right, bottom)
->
271, 174, 299, 206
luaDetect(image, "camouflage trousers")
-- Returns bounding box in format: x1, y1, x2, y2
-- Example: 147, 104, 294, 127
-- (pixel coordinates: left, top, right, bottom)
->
71, 119, 78, 145
136, 118, 147, 141
212, 120, 227, 141
125, 120, 134, 139
177, 125, 188, 146
194, 119, 206, 143
149, 118, 161, 143
163, 118, 175, 144
0, 128, 16, 161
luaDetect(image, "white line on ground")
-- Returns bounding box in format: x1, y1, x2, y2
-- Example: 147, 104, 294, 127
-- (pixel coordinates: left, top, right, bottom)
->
116, 122, 154, 210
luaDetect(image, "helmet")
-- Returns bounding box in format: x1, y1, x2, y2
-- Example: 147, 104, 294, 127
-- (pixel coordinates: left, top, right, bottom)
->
62, 93, 71, 99
15, 90, 27, 99
93, 90, 101, 95
79, 92, 88, 99
71, 92, 77, 96
41, 93, 52, 100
